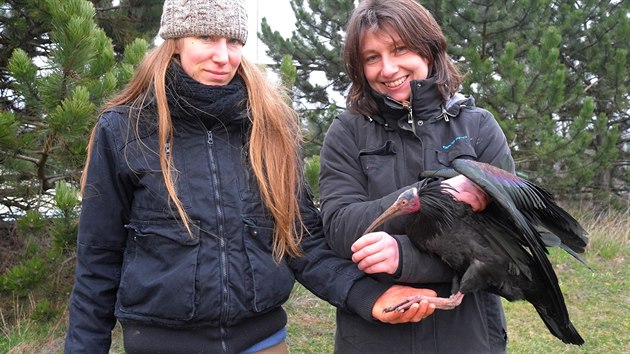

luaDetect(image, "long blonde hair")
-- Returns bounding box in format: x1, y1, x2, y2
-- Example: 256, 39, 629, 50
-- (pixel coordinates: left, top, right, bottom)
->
82, 40, 304, 261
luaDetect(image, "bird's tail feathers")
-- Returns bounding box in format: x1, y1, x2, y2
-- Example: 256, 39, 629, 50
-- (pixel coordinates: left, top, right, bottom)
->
528, 240, 585, 345
558, 245, 591, 270
536, 226, 591, 269
533, 303, 585, 345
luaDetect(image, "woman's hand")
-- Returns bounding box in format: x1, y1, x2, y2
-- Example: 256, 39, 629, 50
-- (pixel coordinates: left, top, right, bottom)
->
441, 174, 490, 212
372, 285, 437, 324
351, 232, 400, 275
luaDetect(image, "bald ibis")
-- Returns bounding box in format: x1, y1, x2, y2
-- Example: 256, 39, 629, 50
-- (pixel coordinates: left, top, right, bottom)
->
364, 158, 589, 345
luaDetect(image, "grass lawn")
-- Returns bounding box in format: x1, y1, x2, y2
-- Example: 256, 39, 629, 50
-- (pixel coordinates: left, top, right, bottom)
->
282, 210, 630, 353
284, 248, 628, 353
1, 210, 628, 353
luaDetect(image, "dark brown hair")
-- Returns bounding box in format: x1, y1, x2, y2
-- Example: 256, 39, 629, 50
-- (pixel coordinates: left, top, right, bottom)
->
344, 0, 463, 116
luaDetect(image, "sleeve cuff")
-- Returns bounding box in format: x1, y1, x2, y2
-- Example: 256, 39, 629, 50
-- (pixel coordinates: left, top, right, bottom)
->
345, 277, 392, 321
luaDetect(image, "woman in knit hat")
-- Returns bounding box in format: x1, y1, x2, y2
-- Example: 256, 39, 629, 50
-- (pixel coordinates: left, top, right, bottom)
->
63, 0, 438, 353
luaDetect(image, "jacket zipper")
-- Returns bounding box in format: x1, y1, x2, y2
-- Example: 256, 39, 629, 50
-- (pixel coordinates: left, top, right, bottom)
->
385, 96, 416, 136
385, 96, 414, 124
403, 101, 413, 125
207, 130, 230, 353
438, 105, 456, 122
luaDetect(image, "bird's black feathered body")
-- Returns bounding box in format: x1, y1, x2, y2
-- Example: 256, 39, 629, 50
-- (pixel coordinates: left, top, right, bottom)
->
407, 183, 534, 300
410, 182, 584, 343
365, 159, 589, 345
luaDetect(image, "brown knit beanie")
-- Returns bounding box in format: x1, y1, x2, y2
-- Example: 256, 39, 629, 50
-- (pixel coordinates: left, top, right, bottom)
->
159, 0, 248, 44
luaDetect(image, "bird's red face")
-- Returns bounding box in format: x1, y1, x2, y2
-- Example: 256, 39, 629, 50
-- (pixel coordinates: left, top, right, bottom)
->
395, 188, 422, 214
363, 187, 421, 234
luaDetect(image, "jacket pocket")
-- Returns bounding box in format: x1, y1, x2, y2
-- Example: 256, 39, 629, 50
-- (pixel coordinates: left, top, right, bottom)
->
119, 220, 200, 320
359, 141, 397, 196
242, 217, 294, 312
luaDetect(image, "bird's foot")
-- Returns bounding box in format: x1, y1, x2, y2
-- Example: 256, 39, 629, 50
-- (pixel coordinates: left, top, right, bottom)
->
383, 292, 465, 313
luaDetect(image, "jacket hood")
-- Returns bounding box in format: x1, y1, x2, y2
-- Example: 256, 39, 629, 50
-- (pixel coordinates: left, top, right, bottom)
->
445, 92, 475, 114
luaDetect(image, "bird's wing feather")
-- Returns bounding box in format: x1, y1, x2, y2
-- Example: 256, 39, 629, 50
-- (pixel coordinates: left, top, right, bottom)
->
536, 225, 590, 268
472, 204, 535, 280
448, 162, 573, 337
451, 159, 588, 259
451, 159, 547, 249
428, 159, 584, 344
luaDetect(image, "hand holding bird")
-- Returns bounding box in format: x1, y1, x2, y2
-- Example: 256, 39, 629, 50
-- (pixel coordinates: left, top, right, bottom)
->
441, 174, 490, 212
372, 285, 437, 324
351, 232, 400, 275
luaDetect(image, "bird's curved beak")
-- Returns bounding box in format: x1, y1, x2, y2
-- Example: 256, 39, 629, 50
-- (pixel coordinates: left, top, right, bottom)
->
363, 187, 418, 234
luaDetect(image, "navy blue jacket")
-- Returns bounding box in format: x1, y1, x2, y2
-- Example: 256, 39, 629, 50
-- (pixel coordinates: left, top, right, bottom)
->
65, 105, 389, 353
319, 78, 514, 353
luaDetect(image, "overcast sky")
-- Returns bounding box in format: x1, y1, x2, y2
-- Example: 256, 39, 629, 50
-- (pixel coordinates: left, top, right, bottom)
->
243, 0, 295, 63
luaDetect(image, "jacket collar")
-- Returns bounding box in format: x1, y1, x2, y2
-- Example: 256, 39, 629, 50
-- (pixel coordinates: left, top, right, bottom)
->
368, 77, 474, 128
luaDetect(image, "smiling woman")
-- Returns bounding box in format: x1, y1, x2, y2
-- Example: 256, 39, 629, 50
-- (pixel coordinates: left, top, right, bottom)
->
318, 0, 517, 352
360, 26, 430, 103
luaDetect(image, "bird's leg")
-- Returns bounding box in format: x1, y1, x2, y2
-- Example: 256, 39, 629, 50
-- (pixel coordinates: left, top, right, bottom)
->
383, 292, 465, 313
451, 275, 461, 295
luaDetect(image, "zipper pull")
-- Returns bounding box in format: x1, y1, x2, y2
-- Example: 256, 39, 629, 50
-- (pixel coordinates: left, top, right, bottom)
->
439, 105, 456, 122
403, 101, 413, 124
207, 130, 213, 145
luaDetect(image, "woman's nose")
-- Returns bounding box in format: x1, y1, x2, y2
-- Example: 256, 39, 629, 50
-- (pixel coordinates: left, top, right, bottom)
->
380, 56, 399, 78
212, 39, 229, 64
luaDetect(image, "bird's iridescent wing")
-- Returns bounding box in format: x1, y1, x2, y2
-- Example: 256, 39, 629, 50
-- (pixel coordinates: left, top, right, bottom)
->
451, 159, 589, 263
452, 159, 588, 344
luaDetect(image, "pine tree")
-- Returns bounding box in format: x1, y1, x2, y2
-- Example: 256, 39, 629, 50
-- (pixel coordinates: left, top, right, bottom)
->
259, 0, 354, 154
0, 0, 160, 111
432, 0, 627, 200
90, 0, 163, 54
259, 0, 629, 202
0, 0, 149, 219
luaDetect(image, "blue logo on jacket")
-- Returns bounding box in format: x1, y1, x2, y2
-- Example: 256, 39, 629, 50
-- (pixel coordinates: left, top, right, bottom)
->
442, 135, 469, 150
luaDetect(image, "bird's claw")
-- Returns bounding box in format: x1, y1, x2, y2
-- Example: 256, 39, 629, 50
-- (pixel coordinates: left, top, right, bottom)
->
383, 292, 465, 313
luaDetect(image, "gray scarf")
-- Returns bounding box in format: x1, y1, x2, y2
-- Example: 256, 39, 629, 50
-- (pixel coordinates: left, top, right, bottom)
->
165, 63, 248, 129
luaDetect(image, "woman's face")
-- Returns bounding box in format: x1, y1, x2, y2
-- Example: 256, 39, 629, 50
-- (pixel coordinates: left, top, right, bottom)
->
361, 28, 430, 102
175, 36, 243, 86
